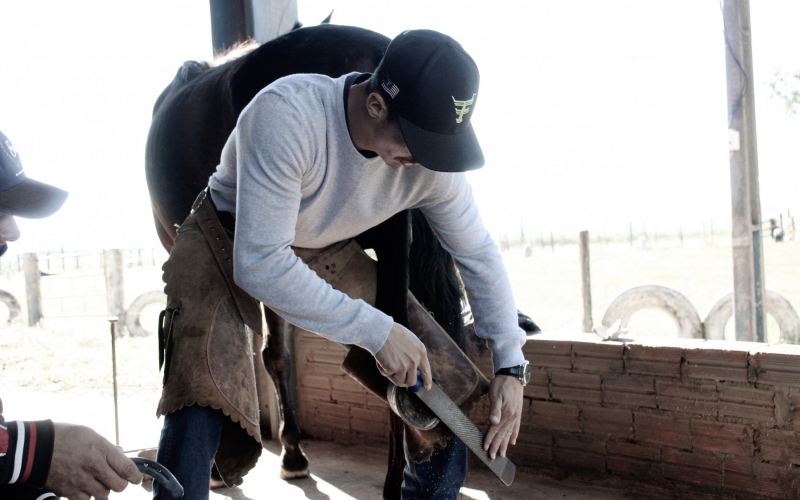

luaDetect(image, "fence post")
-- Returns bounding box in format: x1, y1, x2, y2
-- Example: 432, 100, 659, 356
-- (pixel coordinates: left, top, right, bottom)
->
580, 231, 593, 333
22, 253, 42, 326
104, 249, 125, 335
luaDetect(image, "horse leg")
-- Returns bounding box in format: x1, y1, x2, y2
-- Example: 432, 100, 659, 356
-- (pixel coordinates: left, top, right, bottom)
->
263, 306, 309, 479
383, 413, 405, 500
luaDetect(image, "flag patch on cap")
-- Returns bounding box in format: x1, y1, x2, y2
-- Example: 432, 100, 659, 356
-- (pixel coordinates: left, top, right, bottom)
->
382, 78, 400, 99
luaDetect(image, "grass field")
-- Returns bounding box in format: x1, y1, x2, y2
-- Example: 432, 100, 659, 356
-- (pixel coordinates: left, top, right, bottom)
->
503, 235, 800, 343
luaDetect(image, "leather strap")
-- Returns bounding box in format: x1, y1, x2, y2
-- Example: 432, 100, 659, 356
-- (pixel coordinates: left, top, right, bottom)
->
191, 189, 263, 335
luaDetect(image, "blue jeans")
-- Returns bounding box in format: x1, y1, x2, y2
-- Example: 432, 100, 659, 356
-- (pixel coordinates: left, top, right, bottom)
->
401, 434, 468, 500
154, 405, 224, 500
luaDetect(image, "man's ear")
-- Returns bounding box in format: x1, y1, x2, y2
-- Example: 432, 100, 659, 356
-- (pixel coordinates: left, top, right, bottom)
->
365, 92, 389, 120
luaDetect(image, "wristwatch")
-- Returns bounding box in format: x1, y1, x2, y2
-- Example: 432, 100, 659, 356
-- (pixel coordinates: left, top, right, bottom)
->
495, 361, 531, 386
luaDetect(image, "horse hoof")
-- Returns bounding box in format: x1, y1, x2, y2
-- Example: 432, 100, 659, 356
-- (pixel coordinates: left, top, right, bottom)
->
210, 478, 227, 489
280, 467, 310, 480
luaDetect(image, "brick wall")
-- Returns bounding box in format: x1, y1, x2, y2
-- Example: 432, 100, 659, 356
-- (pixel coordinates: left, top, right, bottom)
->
292, 329, 800, 498
293, 327, 390, 444
482, 333, 800, 499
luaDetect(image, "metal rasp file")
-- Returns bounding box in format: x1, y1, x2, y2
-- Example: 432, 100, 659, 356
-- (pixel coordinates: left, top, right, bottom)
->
410, 381, 516, 486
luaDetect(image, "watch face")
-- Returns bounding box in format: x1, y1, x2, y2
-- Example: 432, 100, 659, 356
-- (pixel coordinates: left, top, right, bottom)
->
522, 363, 531, 384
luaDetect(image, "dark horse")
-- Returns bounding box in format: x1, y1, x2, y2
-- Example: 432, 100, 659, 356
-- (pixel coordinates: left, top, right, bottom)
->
146, 23, 538, 499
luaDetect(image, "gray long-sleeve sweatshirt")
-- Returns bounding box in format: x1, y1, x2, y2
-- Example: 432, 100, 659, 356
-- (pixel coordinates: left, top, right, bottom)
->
208, 72, 526, 370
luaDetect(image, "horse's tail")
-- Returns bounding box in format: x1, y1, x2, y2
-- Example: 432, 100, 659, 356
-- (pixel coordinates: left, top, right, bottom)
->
408, 209, 472, 356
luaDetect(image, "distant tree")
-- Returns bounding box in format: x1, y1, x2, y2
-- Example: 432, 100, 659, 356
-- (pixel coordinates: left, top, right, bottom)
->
770, 70, 800, 114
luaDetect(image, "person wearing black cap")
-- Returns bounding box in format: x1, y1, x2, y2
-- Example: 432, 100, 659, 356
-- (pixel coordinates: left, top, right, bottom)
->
158, 29, 528, 499
0, 131, 143, 500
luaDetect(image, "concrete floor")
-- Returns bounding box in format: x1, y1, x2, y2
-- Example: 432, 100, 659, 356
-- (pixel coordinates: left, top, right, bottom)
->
117, 439, 624, 500
4, 387, 624, 499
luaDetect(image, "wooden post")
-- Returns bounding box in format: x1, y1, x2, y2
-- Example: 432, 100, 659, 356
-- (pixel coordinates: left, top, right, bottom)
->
724, 0, 766, 342
629, 221, 634, 247
103, 249, 125, 336
579, 231, 592, 333
22, 253, 42, 326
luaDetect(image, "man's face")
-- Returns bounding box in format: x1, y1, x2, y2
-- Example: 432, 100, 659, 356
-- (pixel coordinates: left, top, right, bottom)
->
372, 119, 418, 168
0, 212, 21, 257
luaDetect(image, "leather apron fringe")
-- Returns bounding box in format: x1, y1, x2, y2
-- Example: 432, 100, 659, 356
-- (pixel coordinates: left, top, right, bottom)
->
157, 190, 263, 486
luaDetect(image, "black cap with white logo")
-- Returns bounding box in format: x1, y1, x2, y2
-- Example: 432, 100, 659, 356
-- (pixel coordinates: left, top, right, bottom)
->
374, 29, 484, 173
0, 130, 68, 219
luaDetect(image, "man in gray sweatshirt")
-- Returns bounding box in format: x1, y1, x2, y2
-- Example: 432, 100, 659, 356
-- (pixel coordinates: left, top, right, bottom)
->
156, 29, 529, 500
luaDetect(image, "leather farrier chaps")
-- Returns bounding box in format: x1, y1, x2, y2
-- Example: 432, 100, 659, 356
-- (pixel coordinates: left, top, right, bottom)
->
157, 189, 489, 485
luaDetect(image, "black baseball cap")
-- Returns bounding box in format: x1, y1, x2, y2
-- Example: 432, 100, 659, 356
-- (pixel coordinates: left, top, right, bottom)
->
0, 130, 68, 219
374, 30, 484, 173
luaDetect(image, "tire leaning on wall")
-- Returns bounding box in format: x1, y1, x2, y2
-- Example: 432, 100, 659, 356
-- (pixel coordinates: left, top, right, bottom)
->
0, 290, 21, 325
601, 284, 705, 339
125, 290, 167, 337
703, 290, 800, 343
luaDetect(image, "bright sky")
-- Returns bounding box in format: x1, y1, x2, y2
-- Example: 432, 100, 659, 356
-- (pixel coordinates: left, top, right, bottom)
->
1, 0, 798, 255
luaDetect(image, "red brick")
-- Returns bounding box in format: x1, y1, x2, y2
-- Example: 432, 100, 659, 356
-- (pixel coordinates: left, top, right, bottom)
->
662, 449, 721, 487
553, 437, 606, 471
724, 462, 794, 498
523, 368, 549, 400
751, 347, 800, 387
331, 389, 366, 406
683, 343, 750, 383
308, 348, 346, 365
306, 361, 346, 376
758, 428, 800, 465
516, 429, 552, 447
634, 411, 691, 450
529, 401, 580, 433
624, 343, 683, 378
526, 337, 572, 369
603, 375, 657, 409
509, 441, 553, 466
301, 387, 332, 402
606, 455, 661, 478
572, 340, 625, 374
331, 376, 363, 392
656, 380, 717, 416
582, 406, 633, 440
717, 384, 774, 405
723, 456, 753, 476
718, 402, 774, 425
550, 371, 602, 404
691, 420, 753, 456
607, 441, 661, 462
300, 374, 332, 390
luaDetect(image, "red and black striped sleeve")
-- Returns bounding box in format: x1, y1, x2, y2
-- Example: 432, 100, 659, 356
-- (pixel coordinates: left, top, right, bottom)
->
0, 415, 55, 488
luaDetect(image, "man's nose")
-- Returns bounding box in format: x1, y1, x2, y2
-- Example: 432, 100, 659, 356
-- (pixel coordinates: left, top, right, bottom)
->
0, 216, 21, 245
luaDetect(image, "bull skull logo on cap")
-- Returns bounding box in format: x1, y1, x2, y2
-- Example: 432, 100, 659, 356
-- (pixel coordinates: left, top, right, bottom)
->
452, 94, 476, 124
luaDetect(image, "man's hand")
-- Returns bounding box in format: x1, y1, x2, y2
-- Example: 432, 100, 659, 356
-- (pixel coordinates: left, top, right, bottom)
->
375, 322, 432, 390
44, 423, 143, 500
483, 375, 524, 460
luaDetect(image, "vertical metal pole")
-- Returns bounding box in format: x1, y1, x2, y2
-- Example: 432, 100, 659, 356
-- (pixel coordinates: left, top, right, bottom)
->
22, 253, 42, 326
723, 0, 766, 342
209, 0, 250, 55
109, 317, 120, 446
579, 231, 593, 333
